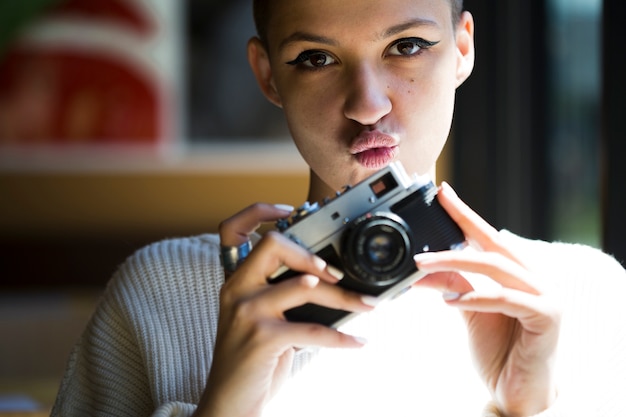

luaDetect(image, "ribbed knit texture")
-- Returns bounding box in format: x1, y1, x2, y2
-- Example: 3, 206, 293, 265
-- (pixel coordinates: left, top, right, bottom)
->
51, 231, 626, 416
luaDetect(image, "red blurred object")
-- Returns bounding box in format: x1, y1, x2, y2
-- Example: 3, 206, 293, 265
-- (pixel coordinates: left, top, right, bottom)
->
0, 49, 159, 145
0, 0, 163, 145
49, 0, 155, 36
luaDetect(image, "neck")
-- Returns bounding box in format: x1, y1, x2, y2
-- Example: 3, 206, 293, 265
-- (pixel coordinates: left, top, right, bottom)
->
306, 165, 439, 204
307, 169, 336, 204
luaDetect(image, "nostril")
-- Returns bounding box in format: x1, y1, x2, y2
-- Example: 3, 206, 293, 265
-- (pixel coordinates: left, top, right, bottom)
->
343, 92, 392, 126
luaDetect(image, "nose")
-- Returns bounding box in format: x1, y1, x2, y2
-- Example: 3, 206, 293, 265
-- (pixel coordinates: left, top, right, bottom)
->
343, 64, 392, 126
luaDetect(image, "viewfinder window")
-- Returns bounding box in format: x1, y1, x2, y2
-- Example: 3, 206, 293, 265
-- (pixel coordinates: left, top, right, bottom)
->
370, 173, 398, 198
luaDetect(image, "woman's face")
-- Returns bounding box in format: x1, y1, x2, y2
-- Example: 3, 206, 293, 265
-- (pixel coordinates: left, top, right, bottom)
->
250, 0, 474, 200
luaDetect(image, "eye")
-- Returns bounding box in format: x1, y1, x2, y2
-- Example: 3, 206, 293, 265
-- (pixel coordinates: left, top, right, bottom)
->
387, 37, 439, 57
286, 50, 337, 69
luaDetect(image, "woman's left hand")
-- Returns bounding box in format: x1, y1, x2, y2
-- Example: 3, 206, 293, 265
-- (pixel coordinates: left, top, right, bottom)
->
414, 182, 561, 417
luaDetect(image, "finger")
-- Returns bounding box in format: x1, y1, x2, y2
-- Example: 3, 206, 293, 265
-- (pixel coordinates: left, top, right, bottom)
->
414, 249, 542, 295
437, 182, 527, 268
254, 274, 374, 317
268, 320, 367, 350
445, 288, 561, 334
231, 232, 340, 289
219, 203, 293, 246
413, 271, 475, 295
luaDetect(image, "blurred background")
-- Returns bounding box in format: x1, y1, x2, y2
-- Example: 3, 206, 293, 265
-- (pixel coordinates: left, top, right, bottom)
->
0, 0, 624, 414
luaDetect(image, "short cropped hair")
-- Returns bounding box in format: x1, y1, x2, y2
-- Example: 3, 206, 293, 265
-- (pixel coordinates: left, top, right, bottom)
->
253, 0, 464, 47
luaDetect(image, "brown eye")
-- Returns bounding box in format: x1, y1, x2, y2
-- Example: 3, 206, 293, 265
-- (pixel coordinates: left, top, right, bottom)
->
395, 41, 420, 55
387, 37, 439, 57
286, 50, 337, 68
308, 53, 330, 67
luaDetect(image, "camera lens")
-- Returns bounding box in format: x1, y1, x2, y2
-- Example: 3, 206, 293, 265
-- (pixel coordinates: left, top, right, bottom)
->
364, 231, 400, 266
365, 233, 397, 265
341, 212, 415, 287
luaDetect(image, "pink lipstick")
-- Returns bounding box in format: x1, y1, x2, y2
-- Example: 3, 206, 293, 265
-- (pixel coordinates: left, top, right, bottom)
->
350, 131, 399, 169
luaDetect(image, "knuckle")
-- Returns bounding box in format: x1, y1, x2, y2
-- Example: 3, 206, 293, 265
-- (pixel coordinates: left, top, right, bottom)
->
230, 298, 256, 323
263, 230, 283, 243
232, 308, 272, 346
302, 322, 328, 340
218, 211, 243, 234
218, 281, 239, 307
254, 231, 281, 251
293, 274, 319, 289
227, 297, 267, 332
217, 219, 232, 237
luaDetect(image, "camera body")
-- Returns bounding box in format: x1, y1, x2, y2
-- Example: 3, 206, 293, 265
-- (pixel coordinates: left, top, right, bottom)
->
272, 162, 465, 328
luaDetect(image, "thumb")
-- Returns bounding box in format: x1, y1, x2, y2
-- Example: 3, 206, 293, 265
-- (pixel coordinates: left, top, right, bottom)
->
219, 203, 293, 246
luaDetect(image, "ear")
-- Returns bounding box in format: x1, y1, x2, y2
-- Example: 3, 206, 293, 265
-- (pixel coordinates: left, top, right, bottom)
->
454, 11, 475, 88
247, 37, 282, 108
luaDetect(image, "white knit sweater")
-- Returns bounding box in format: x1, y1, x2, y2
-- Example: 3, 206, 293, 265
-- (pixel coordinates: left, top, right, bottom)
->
51, 231, 626, 416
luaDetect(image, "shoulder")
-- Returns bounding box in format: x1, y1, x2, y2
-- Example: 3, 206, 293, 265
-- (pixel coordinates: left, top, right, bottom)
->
128, 233, 221, 264
105, 233, 224, 313
54, 234, 225, 414
119, 233, 221, 277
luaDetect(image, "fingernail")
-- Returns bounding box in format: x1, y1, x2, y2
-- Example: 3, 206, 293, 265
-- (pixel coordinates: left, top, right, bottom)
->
361, 295, 380, 307
274, 204, 294, 212
326, 265, 344, 281
442, 292, 461, 301
312, 256, 328, 271
440, 181, 458, 198
303, 275, 320, 287
354, 336, 368, 345
413, 252, 433, 262
413, 252, 437, 262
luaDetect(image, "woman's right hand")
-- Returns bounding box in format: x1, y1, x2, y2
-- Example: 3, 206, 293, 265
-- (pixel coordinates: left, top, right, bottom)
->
194, 203, 374, 417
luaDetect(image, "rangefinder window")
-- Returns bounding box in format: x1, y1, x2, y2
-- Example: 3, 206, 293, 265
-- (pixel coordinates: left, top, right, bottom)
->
370, 172, 398, 198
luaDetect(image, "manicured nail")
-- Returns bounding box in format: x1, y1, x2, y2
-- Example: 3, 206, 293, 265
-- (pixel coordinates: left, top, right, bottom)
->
353, 336, 368, 345
413, 252, 437, 262
312, 256, 328, 272
361, 295, 380, 307
442, 292, 461, 301
413, 253, 441, 270
302, 275, 321, 288
440, 181, 458, 198
274, 204, 294, 212
326, 265, 344, 281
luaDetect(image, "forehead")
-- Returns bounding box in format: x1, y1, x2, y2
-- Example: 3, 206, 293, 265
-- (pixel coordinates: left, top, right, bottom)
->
264, 0, 454, 48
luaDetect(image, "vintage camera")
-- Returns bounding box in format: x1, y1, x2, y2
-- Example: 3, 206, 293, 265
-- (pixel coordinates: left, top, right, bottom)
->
272, 162, 466, 328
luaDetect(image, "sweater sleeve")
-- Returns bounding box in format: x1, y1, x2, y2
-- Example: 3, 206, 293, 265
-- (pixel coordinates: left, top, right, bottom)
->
51, 234, 224, 417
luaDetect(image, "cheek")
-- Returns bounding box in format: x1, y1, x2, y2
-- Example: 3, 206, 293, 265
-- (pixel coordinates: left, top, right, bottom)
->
397, 74, 454, 132
394, 76, 457, 173
279, 81, 344, 137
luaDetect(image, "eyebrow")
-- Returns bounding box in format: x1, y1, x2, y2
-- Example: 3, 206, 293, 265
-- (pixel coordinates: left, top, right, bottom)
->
379, 18, 440, 39
279, 18, 440, 51
279, 32, 339, 50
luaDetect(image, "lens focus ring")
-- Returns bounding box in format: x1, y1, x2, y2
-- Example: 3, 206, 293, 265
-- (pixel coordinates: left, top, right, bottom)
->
341, 212, 415, 286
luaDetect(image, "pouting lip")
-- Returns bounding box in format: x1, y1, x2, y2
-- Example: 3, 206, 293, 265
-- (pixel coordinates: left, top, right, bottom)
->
352, 145, 399, 169
349, 131, 399, 154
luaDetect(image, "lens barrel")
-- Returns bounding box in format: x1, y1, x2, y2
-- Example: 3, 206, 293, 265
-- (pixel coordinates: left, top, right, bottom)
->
341, 212, 415, 286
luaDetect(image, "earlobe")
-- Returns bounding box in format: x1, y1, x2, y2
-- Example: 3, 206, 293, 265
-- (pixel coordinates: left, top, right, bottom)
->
247, 37, 282, 108
455, 11, 476, 87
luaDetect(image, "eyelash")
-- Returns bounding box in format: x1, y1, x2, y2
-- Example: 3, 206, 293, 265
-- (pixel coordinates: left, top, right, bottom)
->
286, 50, 336, 69
387, 37, 439, 57
285, 37, 439, 70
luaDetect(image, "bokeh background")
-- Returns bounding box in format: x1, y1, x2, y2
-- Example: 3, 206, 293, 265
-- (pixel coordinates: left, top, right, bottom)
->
1, 0, 624, 414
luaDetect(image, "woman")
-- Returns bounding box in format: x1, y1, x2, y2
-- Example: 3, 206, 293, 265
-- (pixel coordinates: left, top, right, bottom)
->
52, 1, 626, 416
